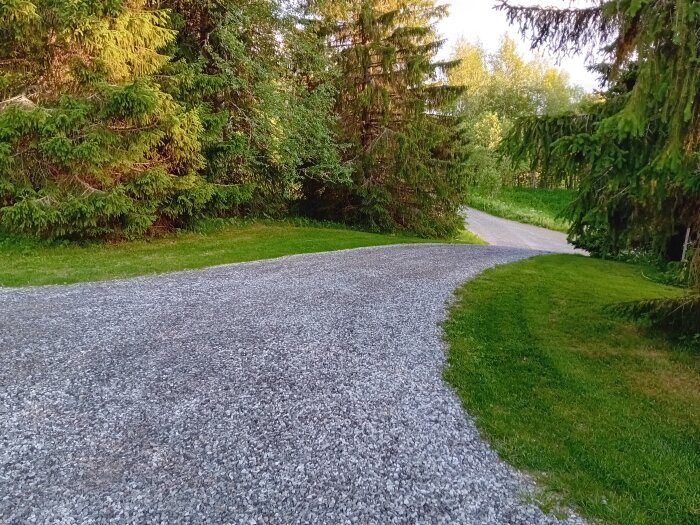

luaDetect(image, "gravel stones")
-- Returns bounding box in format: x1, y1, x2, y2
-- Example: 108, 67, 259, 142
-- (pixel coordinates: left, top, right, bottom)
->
0, 244, 585, 524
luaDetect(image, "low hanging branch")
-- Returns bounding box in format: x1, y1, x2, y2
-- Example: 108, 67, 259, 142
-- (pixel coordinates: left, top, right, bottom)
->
608, 294, 700, 335
0, 95, 36, 109
496, 0, 700, 336
495, 1, 614, 56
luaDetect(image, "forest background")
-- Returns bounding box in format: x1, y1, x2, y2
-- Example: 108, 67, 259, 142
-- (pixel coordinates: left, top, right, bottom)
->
0, 0, 581, 240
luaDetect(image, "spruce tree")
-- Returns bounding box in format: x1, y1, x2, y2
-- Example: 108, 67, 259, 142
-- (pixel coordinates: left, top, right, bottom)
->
0, 1, 256, 239
498, 0, 699, 332
306, 0, 466, 236
161, 0, 347, 216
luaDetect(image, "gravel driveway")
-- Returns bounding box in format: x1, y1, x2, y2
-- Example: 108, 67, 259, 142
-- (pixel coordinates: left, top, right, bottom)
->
464, 207, 584, 254
1, 243, 584, 524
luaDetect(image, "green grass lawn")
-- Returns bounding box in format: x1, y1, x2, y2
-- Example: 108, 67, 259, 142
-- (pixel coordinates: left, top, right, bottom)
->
443, 255, 699, 525
466, 187, 575, 232
0, 220, 483, 287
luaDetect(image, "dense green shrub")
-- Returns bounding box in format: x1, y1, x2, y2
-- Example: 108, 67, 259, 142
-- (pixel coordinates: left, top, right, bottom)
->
0, 0, 252, 239
161, 0, 348, 215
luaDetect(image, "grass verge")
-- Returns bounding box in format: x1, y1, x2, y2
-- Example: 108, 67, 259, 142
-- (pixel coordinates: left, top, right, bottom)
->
466, 187, 575, 232
0, 220, 483, 287
443, 255, 699, 525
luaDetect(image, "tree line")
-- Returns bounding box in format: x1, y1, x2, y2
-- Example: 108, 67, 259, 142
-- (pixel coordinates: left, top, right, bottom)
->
447, 35, 583, 194
0, 0, 463, 238
1, 0, 587, 240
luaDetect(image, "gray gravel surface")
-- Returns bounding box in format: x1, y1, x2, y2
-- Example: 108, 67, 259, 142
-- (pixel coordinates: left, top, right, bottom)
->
464, 207, 585, 254
1, 244, 585, 524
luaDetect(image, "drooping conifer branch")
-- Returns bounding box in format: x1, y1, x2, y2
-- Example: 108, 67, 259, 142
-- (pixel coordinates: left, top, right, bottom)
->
496, 1, 613, 56
498, 0, 700, 323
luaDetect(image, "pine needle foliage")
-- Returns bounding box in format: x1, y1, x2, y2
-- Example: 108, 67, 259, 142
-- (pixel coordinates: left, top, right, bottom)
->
498, 0, 700, 332
0, 0, 249, 239
499, 0, 699, 162
609, 294, 700, 339
304, 0, 467, 236
161, 0, 348, 215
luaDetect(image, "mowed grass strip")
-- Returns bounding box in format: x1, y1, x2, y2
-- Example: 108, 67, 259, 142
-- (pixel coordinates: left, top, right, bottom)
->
0, 221, 483, 287
443, 255, 699, 525
466, 187, 575, 232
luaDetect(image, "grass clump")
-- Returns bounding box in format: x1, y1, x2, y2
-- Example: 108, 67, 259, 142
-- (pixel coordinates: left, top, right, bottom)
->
466, 187, 575, 232
443, 254, 699, 525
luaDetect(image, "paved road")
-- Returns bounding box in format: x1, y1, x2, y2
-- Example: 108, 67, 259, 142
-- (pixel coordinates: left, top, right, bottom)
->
1, 243, 584, 524
464, 207, 584, 254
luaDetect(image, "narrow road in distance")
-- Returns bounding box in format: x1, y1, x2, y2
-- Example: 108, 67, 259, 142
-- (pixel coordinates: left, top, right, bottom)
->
464, 207, 585, 254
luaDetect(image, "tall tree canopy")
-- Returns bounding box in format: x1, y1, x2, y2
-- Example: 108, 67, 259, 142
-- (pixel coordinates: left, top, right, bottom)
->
499, 0, 699, 328
448, 35, 583, 192
302, 0, 467, 236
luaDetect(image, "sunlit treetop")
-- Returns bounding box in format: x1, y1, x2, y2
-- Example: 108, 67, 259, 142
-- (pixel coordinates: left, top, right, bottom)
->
498, 0, 700, 159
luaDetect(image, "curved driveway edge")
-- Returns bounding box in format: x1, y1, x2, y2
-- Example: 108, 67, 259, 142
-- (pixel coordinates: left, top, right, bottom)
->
1, 244, 584, 524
